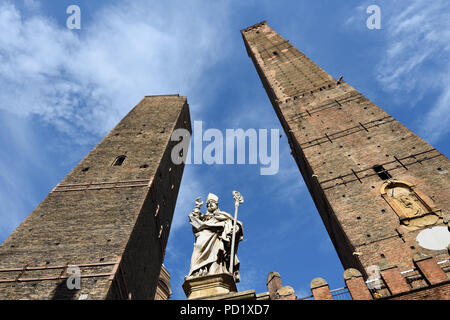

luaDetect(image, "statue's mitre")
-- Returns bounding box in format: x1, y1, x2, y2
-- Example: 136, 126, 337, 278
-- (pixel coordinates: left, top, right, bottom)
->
207, 193, 219, 202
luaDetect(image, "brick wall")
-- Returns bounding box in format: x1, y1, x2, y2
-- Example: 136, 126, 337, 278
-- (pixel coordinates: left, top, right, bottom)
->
293, 256, 449, 300
241, 22, 450, 278
0, 95, 191, 299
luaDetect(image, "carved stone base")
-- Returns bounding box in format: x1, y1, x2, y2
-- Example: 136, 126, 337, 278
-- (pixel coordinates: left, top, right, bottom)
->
182, 273, 237, 300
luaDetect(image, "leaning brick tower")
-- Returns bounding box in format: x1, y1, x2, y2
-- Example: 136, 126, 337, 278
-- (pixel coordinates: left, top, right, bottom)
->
0, 95, 191, 299
242, 22, 449, 298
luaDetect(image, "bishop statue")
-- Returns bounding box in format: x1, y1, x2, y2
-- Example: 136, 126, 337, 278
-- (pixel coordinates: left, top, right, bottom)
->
186, 193, 244, 282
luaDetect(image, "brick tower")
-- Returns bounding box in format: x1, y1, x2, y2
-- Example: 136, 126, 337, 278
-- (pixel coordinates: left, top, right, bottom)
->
242, 22, 449, 297
0, 95, 191, 299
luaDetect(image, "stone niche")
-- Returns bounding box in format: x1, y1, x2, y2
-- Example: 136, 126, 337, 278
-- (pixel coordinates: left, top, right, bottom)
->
380, 180, 443, 231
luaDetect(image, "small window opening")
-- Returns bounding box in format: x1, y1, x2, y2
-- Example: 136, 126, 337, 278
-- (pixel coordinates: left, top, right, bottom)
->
82, 167, 89, 172
113, 155, 126, 166
373, 165, 392, 180
273, 51, 278, 56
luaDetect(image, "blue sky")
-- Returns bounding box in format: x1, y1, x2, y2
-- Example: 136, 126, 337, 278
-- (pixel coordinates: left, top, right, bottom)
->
0, 0, 449, 299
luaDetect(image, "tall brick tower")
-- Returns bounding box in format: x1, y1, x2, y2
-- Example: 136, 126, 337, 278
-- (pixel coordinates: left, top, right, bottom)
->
0, 95, 191, 299
242, 22, 449, 295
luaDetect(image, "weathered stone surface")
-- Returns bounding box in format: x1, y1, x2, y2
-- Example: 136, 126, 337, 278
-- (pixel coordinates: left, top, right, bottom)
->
0, 95, 191, 299
182, 273, 237, 300
310, 278, 332, 300
310, 277, 328, 289
266, 271, 282, 300
343, 268, 363, 280
266, 271, 281, 285
206, 289, 259, 300
413, 252, 431, 262
276, 285, 296, 300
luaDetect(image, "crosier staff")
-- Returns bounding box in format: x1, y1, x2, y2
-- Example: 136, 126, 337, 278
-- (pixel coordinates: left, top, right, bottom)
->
229, 190, 244, 280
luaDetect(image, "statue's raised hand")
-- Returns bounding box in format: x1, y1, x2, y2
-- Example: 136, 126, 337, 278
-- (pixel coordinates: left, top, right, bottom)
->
192, 197, 203, 215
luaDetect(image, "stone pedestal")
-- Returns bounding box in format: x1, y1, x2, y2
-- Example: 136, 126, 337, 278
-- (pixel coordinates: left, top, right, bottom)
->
182, 273, 237, 300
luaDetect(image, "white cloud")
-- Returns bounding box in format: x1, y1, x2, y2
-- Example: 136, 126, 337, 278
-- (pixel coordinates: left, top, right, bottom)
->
420, 83, 450, 143
0, 0, 232, 244
374, 0, 450, 143
0, 0, 232, 141
343, 1, 450, 143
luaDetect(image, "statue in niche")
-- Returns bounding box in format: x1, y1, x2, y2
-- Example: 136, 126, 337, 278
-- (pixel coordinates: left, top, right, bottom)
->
394, 193, 423, 218
186, 193, 243, 282
381, 180, 442, 231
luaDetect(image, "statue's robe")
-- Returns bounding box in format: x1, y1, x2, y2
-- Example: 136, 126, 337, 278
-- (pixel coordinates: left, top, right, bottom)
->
187, 209, 243, 281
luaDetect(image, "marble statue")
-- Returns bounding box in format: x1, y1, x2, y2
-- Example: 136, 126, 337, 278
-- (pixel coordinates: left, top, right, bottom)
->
187, 193, 243, 282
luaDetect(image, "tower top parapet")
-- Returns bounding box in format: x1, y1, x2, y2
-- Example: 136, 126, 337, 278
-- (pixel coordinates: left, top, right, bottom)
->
240, 21, 267, 33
